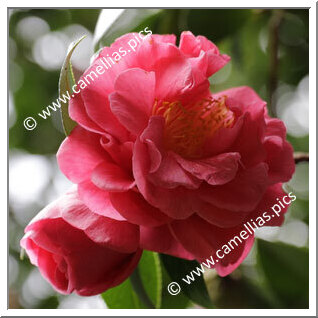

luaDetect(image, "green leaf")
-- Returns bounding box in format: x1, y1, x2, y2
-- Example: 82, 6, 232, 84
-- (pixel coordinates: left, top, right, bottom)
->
131, 251, 162, 308
102, 278, 144, 309
160, 254, 214, 308
102, 251, 162, 309
37, 295, 59, 309
257, 239, 309, 308
287, 134, 309, 153
160, 262, 190, 309
130, 269, 155, 309
204, 271, 273, 309
93, 9, 124, 49
94, 9, 162, 51
58, 35, 86, 136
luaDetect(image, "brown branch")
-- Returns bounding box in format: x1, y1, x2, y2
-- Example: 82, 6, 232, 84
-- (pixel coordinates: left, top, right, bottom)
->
294, 152, 309, 164
268, 9, 284, 117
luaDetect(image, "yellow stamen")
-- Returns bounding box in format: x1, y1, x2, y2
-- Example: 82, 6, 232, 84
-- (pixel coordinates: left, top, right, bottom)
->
152, 96, 234, 158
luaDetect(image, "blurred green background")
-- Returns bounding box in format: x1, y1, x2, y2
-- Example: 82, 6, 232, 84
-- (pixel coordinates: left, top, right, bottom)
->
9, 8, 309, 309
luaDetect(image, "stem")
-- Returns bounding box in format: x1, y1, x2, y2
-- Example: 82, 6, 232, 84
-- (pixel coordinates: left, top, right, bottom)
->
294, 152, 309, 164
268, 9, 284, 117
130, 268, 155, 309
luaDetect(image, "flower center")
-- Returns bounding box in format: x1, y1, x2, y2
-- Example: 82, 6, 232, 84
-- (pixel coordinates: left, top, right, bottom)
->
152, 96, 234, 158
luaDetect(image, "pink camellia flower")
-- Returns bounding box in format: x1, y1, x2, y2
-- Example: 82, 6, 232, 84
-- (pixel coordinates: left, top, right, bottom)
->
21, 188, 142, 296
56, 31, 295, 277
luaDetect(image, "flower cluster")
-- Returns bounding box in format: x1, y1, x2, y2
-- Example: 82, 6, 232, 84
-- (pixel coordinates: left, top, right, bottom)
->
21, 31, 295, 296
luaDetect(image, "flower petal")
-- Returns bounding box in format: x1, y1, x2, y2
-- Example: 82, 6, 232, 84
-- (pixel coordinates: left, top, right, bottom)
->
78, 181, 125, 221
148, 151, 201, 189
248, 183, 290, 227
179, 31, 230, 76
91, 162, 135, 192
57, 127, 107, 183
175, 152, 241, 185
198, 163, 269, 212
195, 200, 249, 228
69, 93, 105, 134
109, 190, 171, 227
215, 235, 254, 277
140, 225, 195, 260
133, 124, 196, 219
109, 68, 156, 135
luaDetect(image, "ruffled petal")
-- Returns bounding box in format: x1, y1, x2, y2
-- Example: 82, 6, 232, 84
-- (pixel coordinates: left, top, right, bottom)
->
91, 162, 135, 192
175, 152, 241, 185
170, 215, 255, 276
133, 125, 196, 219
109, 68, 156, 135
215, 235, 254, 277
78, 181, 126, 221
195, 200, 249, 228
57, 126, 107, 183
140, 224, 195, 260
69, 93, 105, 134
198, 163, 269, 212
179, 31, 230, 76
248, 183, 290, 227
148, 151, 201, 189
109, 190, 171, 227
